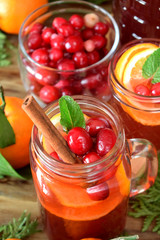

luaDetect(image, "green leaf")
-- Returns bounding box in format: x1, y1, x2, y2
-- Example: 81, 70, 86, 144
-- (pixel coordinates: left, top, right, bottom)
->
59, 96, 86, 132
142, 48, 160, 83
0, 153, 24, 180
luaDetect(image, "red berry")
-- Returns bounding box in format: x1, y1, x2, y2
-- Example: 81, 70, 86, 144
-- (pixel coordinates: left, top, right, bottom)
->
96, 128, 116, 156
39, 85, 60, 103
135, 84, 150, 96
57, 59, 75, 71
69, 14, 84, 30
54, 79, 71, 89
42, 27, 55, 44
28, 32, 42, 49
151, 82, 160, 96
86, 117, 111, 137
81, 73, 103, 90
94, 22, 109, 35
50, 151, 61, 161
50, 34, 65, 50
52, 17, 68, 29
67, 127, 93, 155
82, 28, 94, 40
72, 51, 88, 68
84, 39, 95, 52
86, 182, 109, 201
87, 50, 100, 65
61, 87, 74, 96
83, 152, 100, 164
57, 23, 74, 37
65, 35, 84, 53
31, 48, 49, 65
30, 22, 43, 34
35, 69, 58, 85
49, 48, 63, 62
91, 35, 107, 49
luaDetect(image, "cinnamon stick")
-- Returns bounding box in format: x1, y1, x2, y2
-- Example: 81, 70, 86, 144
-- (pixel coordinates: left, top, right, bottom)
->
22, 95, 77, 164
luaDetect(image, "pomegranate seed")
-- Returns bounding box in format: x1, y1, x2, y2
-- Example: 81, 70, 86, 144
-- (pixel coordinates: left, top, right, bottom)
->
86, 117, 111, 137
42, 27, 55, 44
28, 32, 42, 49
82, 28, 94, 40
86, 182, 109, 201
35, 69, 58, 85
30, 22, 43, 33
69, 14, 84, 30
57, 23, 74, 37
91, 35, 107, 49
72, 51, 88, 68
49, 48, 63, 62
31, 48, 49, 65
67, 127, 93, 155
84, 39, 95, 52
135, 84, 150, 96
39, 85, 60, 103
81, 73, 103, 90
87, 50, 100, 65
52, 17, 68, 29
65, 35, 84, 53
94, 22, 109, 35
151, 82, 160, 96
96, 128, 117, 156
84, 13, 100, 28
50, 34, 65, 50
83, 152, 100, 164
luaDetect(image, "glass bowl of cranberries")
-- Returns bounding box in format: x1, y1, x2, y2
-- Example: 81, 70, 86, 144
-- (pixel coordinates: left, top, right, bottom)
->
18, 0, 119, 106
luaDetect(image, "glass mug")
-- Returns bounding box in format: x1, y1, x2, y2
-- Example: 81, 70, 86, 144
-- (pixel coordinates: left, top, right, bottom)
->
30, 95, 158, 240
108, 38, 160, 150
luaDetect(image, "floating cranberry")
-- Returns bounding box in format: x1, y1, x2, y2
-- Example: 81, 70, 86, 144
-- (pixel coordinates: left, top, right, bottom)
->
61, 87, 74, 96
42, 27, 55, 44
94, 22, 109, 35
81, 73, 103, 90
96, 128, 117, 156
35, 69, 58, 85
72, 80, 83, 94
87, 50, 100, 65
52, 17, 68, 29
65, 35, 84, 53
135, 84, 150, 96
50, 151, 61, 160
57, 23, 74, 37
31, 48, 49, 65
73, 51, 88, 68
91, 35, 107, 49
28, 32, 42, 50
82, 28, 94, 40
86, 117, 111, 137
49, 48, 63, 62
57, 59, 75, 71
50, 34, 65, 50
84, 13, 99, 28
151, 82, 160, 96
69, 14, 84, 30
86, 182, 109, 201
67, 127, 93, 155
30, 22, 44, 34
29, 79, 42, 94
54, 79, 71, 89
39, 85, 60, 103
84, 39, 95, 52
83, 152, 100, 164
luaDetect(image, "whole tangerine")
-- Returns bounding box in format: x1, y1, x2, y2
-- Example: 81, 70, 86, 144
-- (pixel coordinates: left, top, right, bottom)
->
0, 0, 48, 34
0, 96, 33, 169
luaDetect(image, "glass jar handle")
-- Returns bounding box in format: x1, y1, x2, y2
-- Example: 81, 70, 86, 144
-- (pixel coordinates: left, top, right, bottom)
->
126, 138, 158, 197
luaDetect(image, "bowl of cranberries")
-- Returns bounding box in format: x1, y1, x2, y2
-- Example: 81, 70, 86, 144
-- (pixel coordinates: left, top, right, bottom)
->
18, 0, 119, 106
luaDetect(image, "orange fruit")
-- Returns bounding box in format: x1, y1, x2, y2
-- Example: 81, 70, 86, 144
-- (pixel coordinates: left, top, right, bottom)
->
0, 0, 48, 34
0, 96, 33, 169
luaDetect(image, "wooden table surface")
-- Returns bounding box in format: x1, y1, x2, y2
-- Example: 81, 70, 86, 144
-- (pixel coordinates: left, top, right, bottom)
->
0, 2, 160, 240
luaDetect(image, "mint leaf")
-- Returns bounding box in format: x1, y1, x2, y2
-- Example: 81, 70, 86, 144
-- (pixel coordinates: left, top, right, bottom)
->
0, 153, 25, 179
142, 48, 160, 83
59, 96, 86, 131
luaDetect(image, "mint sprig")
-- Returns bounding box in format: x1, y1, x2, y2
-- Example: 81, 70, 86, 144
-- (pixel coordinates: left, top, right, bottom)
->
59, 96, 86, 132
142, 48, 160, 84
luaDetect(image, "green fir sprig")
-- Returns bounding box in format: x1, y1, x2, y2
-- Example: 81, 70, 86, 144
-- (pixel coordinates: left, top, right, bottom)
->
129, 154, 160, 234
0, 211, 40, 240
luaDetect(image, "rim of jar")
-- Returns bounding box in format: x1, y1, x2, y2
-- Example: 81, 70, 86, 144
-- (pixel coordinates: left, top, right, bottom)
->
30, 95, 125, 179
18, 0, 120, 74
109, 38, 160, 110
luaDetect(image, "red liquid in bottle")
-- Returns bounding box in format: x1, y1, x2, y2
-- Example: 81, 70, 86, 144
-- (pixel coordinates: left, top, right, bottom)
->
112, 0, 160, 44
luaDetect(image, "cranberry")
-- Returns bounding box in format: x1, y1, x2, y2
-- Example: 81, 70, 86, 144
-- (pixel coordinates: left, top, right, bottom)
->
57, 59, 75, 71
82, 28, 94, 40
86, 182, 109, 201
151, 82, 160, 96
87, 50, 100, 65
91, 35, 107, 49
84, 39, 95, 52
30, 22, 43, 34
61, 87, 74, 96
42, 27, 55, 44
81, 73, 103, 90
31, 48, 49, 65
135, 84, 150, 96
69, 14, 84, 30
29, 79, 42, 94
86, 117, 111, 137
72, 80, 83, 94
52, 17, 68, 29
94, 22, 109, 35
49, 48, 63, 62
83, 152, 100, 164
57, 23, 74, 37
50, 34, 65, 50
35, 69, 57, 85
65, 35, 84, 53
28, 32, 42, 49
84, 13, 99, 28
39, 85, 60, 103
96, 128, 117, 156
72, 51, 88, 68
67, 127, 93, 155
54, 79, 71, 89
50, 151, 61, 161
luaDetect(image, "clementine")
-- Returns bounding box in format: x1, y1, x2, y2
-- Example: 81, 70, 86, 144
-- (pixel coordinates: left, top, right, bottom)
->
0, 96, 33, 169
0, 0, 48, 34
